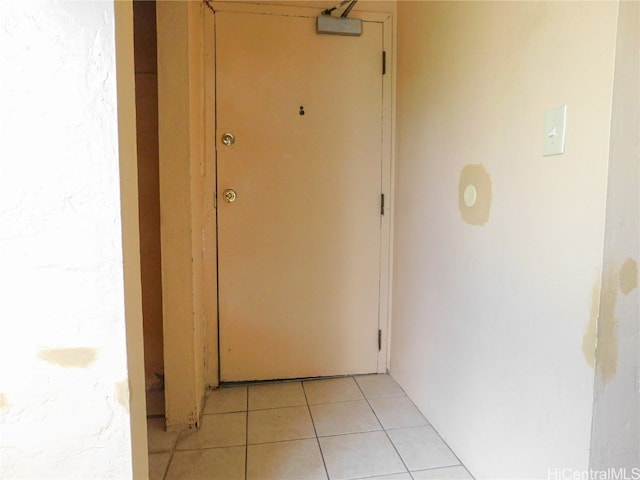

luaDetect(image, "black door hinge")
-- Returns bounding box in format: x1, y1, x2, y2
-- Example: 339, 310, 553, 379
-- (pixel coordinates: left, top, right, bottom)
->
380, 193, 385, 215
382, 51, 386, 75
378, 329, 382, 351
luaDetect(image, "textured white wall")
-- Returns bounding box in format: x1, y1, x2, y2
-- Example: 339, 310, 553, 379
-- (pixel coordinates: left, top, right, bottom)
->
0, 2, 134, 478
590, 1, 640, 471
391, 2, 621, 478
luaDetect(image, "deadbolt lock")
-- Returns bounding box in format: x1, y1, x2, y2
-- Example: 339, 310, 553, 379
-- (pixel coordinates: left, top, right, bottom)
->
223, 189, 237, 203
221, 132, 235, 146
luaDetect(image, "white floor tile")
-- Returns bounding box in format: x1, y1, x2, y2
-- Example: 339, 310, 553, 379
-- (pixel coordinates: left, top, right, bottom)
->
165, 446, 245, 480
411, 466, 473, 480
387, 426, 459, 471
148, 452, 171, 480
247, 438, 327, 480
355, 374, 405, 399
249, 381, 307, 410
304, 377, 364, 404
319, 431, 407, 480
311, 400, 381, 437
248, 405, 315, 444
147, 417, 178, 453
369, 396, 428, 429
176, 412, 246, 450
205, 385, 247, 414
155, 376, 471, 480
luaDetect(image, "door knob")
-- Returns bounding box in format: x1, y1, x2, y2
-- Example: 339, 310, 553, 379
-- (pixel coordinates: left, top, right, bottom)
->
221, 132, 235, 146
223, 189, 237, 203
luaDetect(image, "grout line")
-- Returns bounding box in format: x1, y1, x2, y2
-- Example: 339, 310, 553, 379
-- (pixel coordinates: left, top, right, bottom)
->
246, 435, 319, 447
246, 398, 372, 411
246, 402, 308, 412
370, 374, 473, 479
202, 409, 247, 415
302, 381, 331, 480
410, 428, 471, 477
393, 391, 470, 477
349, 473, 412, 480
244, 387, 249, 480
313, 428, 384, 440
354, 377, 412, 477
170, 442, 248, 453
412, 464, 466, 472
161, 417, 177, 480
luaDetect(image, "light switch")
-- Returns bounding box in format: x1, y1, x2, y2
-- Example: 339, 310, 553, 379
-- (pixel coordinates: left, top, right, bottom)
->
543, 105, 567, 156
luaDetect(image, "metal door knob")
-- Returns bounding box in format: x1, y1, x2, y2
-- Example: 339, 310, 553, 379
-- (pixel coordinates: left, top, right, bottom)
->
221, 133, 235, 146
223, 189, 237, 203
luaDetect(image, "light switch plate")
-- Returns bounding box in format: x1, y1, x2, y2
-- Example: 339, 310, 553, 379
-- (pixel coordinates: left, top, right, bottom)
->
543, 105, 567, 156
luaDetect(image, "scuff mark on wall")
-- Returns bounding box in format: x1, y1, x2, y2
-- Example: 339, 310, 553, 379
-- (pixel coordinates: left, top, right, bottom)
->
596, 265, 619, 383
458, 164, 492, 225
189, 409, 200, 429
115, 379, 130, 409
583, 274, 601, 368
619, 257, 637, 295
0, 393, 9, 414
38, 348, 97, 368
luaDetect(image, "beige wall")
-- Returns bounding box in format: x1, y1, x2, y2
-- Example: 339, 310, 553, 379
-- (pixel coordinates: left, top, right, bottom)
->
133, 0, 165, 392
590, 0, 640, 470
115, 2, 150, 477
188, 0, 212, 414
244, 0, 396, 13
392, 1, 620, 477
157, 1, 215, 429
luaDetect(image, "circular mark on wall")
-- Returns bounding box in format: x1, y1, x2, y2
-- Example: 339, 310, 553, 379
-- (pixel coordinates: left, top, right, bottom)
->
458, 164, 492, 226
463, 185, 477, 207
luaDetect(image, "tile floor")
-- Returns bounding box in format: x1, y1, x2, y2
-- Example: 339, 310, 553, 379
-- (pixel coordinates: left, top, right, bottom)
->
147, 374, 473, 480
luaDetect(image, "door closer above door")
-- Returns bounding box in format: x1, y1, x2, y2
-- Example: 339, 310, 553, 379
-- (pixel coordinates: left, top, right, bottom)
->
317, 0, 362, 36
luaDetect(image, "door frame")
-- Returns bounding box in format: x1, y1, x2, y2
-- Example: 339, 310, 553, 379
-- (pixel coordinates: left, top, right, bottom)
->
204, 1, 396, 376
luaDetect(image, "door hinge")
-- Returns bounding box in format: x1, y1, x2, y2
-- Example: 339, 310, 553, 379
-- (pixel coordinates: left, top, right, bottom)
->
378, 329, 382, 351
382, 51, 386, 75
380, 193, 385, 215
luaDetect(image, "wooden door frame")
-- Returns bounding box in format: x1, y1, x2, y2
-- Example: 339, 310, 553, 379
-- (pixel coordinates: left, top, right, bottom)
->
204, 1, 396, 376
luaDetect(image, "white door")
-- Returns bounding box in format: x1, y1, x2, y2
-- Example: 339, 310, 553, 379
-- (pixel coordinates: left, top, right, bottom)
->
216, 10, 385, 381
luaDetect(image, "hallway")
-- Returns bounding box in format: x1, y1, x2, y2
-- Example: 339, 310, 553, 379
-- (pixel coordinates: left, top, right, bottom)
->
147, 375, 472, 480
